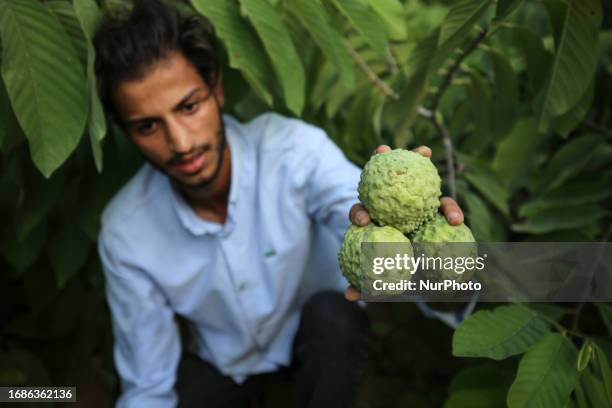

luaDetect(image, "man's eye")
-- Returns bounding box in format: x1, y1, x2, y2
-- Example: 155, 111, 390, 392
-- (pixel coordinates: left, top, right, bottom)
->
136, 121, 157, 134
183, 102, 199, 114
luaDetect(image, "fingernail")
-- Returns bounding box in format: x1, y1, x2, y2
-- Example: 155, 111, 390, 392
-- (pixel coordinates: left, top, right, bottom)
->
449, 212, 460, 223
356, 211, 368, 225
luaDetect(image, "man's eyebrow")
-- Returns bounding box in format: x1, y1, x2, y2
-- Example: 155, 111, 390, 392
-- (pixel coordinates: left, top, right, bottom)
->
125, 88, 206, 127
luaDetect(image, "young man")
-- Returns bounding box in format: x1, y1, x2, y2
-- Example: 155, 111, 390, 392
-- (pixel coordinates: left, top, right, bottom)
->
94, 1, 464, 407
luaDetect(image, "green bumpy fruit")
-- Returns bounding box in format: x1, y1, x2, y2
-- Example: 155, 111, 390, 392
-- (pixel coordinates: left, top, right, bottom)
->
358, 149, 441, 234
412, 213, 478, 282
338, 224, 413, 294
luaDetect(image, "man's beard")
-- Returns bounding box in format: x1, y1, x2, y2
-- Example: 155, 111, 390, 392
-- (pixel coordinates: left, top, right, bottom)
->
137, 111, 228, 192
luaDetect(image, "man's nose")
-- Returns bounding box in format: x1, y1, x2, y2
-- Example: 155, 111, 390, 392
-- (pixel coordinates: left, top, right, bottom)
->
165, 118, 191, 154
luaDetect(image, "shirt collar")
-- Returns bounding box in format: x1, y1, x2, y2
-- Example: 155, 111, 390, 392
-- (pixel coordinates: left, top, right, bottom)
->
166, 115, 243, 237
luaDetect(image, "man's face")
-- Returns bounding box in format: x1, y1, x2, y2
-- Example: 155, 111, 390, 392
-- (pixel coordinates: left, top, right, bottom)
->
112, 51, 226, 190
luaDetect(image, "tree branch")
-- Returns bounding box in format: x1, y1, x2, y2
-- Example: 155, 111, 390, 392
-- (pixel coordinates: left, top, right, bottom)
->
343, 40, 399, 100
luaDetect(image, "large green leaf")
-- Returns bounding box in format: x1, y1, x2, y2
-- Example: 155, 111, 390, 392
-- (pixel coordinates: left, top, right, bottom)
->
513, 26, 553, 97
492, 118, 547, 191
46, 0, 88, 67
459, 189, 499, 242
367, 0, 407, 41
460, 155, 510, 218
286, 0, 354, 89
74, 0, 106, 172
240, 0, 305, 115
329, 0, 388, 57
461, 69, 492, 152
495, 0, 524, 21
489, 48, 519, 139
519, 179, 612, 218
594, 345, 612, 406
507, 333, 578, 408
437, 0, 493, 53
453, 305, 550, 360
512, 204, 607, 235
532, 133, 605, 194
553, 81, 594, 138
191, 0, 273, 106
0, 0, 88, 177
538, 0, 602, 131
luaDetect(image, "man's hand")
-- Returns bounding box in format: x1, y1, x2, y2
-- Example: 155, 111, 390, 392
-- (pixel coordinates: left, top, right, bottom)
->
344, 144, 464, 302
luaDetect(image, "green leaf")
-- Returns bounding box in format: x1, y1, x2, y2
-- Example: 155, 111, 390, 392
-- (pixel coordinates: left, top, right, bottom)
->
538, 0, 603, 131
449, 362, 515, 393
286, 0, 354, 89
543, 0, 567, 48
533, 133, 605, 194
577, 341, 593, 372
527, 304, 569, 322
459, 189, 499, 242
513, 26, 553, 97
512, 204, 607, 235
329, 0, 388, 57
46, 0, 88, 67
0, 0, 88, 178
438, 0, 493, 50
191, 0, 273, 105
553, 80, 594, 138
367, 0, 407, 40
492, 118, 548, 191
453, 305, 550, 360
460, 69, 492, 153
495, 0, 524, 21
594, 345, 612, 406
384, 29, 439, 132
489, 48, 519, 139
46, 222, 92, 288
576, 366, 611, 408
507, 333, 578, 408
460, 155, 510, 218
445, 388, 508, 408
519, 179, 612, 218
74, 0, 107, 171
240, 0, 305, 115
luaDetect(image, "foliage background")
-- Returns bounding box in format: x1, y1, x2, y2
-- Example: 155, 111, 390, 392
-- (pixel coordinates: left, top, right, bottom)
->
0, 0, 611, 406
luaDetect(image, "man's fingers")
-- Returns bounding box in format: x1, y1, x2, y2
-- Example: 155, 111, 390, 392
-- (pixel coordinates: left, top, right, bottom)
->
372, 145, 392, 155
349, 203, 371, 226
440, 196, 464, 225
413, 145, 432, 157
344, 286, 361, 302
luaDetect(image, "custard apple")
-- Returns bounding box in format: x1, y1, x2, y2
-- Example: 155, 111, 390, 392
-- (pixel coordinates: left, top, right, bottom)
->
338, 224, 413, 294
358, 149, 441, 233
411, 213, 478, 282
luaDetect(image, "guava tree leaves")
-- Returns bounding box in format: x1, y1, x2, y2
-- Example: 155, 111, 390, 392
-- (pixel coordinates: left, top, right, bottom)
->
240, 0, 305, 115
46, 0, 89, 68
513, 26, 553, 97
507, 333, 578, 408
453, 305, 550, 360
459, 154, 510, 218
495, 0, 524, 21
286, 0, 355, 89
191, 0, 274, 106
538, 0, 602, 132
0, 0, 88, 178
437, 0, 493, 51
367, 0, 407, 41
512, 204, 607, 235
489, 48, 519, 139
593, 345, 612, 406
329, 0, 388, 58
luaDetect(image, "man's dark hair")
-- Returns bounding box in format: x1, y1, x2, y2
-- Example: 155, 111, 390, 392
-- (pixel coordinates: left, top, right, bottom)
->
93, 0, 219, 124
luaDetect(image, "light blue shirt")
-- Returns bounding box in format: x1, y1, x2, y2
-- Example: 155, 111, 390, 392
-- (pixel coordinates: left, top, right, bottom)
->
97, 113, 362, 407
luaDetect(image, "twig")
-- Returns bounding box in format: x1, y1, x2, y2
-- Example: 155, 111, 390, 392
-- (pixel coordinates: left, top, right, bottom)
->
583, 119, 612, 138
417, 107, 457, 199
343, 40, 399, 100
430, 28, 488, 112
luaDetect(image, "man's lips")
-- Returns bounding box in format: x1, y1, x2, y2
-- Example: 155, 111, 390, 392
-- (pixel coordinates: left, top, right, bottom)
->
171, 151, 206, 175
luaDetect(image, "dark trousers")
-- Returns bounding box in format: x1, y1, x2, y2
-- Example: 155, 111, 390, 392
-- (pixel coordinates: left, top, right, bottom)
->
175, 291, 371, 408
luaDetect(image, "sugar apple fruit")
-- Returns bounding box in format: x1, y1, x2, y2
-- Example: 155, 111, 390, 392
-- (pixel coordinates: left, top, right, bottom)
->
411, 213, 478, 282
358, 149, 441, 234
338, 224, 413, 294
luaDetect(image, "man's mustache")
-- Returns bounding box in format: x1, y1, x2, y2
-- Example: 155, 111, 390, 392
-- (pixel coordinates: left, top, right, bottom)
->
167, 144, 213, 166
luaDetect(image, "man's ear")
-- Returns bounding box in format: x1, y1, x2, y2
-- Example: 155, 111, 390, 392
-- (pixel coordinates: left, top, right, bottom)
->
213, 73, 224, 108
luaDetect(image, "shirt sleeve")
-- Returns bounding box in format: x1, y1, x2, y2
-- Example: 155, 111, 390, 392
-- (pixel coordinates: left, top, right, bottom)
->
295, 127, 362, 240
98, 231, 181, 408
